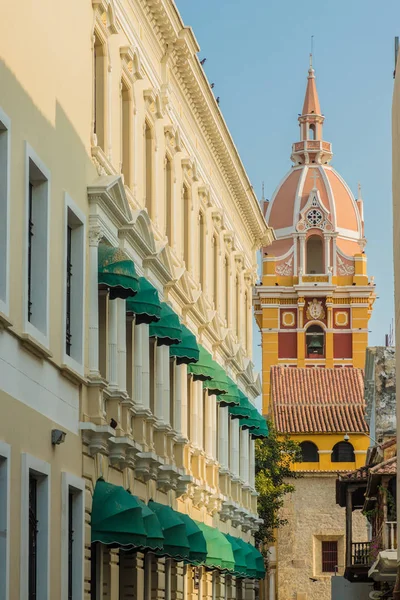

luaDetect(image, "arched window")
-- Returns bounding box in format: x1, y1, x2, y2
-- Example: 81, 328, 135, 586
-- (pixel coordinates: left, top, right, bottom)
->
300, 441, 319, 462
332, 442, 355, 463
306, 234, 324, 274
306, 324, 325, 357
309, 124, 316, 140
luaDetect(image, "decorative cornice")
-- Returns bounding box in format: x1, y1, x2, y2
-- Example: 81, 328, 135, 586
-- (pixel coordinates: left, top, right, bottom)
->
137, 0, 273, 248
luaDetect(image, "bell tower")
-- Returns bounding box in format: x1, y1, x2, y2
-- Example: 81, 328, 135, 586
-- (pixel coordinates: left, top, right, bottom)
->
254, 59, 376, 415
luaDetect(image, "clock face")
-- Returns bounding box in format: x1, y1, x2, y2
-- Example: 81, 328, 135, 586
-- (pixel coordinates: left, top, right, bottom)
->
306, 208, 323, 227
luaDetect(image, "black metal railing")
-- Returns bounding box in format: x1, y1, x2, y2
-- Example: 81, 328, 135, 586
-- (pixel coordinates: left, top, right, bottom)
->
351, 542, 370, 566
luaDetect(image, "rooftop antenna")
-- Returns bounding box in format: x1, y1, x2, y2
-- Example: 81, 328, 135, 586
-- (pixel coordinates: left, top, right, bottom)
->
262, 181, 265, 201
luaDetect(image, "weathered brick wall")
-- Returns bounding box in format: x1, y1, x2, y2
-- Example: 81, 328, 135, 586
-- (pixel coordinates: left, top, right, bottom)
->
276, 474, 368, 600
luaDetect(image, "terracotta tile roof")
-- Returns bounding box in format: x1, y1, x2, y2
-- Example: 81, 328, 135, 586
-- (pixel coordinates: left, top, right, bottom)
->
369, 456, 397, 476
339, 465, 369, 482
271, 366, 368, 434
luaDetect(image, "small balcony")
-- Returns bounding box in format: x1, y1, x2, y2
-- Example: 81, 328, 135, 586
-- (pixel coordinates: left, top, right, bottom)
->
344, 542, 371, 583
351, 542, 370, 566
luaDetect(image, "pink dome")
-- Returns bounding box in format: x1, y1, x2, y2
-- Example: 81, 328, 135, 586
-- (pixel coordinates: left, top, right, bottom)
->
266, 165, 362, 255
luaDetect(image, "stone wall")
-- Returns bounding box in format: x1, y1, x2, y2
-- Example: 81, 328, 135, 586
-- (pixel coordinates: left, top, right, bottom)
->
364, 347, 396, 442
276, 474, 368, 600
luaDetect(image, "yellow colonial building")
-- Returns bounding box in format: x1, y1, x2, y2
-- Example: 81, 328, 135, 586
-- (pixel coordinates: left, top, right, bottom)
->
254, 60, 375, 600
0, 1, 273, 599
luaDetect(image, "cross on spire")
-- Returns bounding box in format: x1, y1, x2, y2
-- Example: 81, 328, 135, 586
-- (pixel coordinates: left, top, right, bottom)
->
311, 168, 319, 189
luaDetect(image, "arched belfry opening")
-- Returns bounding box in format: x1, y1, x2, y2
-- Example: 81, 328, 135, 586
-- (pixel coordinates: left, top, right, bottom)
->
308, 124, 316, 140
306, 235, 324, 274
306, 324, 325, 357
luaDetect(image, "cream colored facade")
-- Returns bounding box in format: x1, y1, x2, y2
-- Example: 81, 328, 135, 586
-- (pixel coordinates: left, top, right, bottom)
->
0, 1, 273, 599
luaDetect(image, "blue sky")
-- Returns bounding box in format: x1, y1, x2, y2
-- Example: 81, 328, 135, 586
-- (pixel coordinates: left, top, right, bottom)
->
175, 0, 398, 376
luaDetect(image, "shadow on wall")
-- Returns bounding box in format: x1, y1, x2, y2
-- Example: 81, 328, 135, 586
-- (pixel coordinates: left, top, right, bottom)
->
0, 57, 94, 200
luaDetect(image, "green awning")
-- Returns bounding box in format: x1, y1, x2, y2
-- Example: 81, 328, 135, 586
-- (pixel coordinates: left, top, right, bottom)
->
187, 345, 214, 381
246, 543, 266, 579
229, 391, 254, 419
149, 303, 182, 346
203, 363, 230, 396
98, 243, 140, 299
170, 325, 200, 365
178, 513, 207, 565
217, 378, 240, 408
148, 501, 190, 560
195, 522, 235, 572
137, 499, 164, 550
251, 417, 269, 439
126, 277, 161, 324
234, 538, 258, 579
91, 480, 163, 550
225, 534, 248, 578
239, 405, 262, 430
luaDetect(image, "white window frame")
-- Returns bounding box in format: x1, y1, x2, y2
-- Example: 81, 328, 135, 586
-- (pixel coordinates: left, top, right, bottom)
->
0, 108, 11, 317
20, 453, 51, 600
0, 441, 11, 600
24, 143, 50, 348
61, 472, 85, 600
63, 193, 86, 374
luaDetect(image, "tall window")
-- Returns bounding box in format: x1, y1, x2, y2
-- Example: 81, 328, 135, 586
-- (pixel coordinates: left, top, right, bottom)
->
62, 474, 85, 600
332, 442, 355, 463
121, 80, 132, 187
68, 491, 74, 599
244, 292, 249, 352
29, 475, 38, 600
322, 541, 338, 572
26, 151, 49, 340
199, 212, 205, 288
306, 234, 324, 274
93, 33, 106, 149
235, 275, 240, 338
22, 456, 50, 600
28, 182, 34, 322
66, 225, 72, 355
183, 184, 190, 267
213, 234, 218, 307
144, 121, 153, 217
165, 156, 172, 242
224, 256, 229, 324
0, 111, 10, 311
65, 200, 85, 367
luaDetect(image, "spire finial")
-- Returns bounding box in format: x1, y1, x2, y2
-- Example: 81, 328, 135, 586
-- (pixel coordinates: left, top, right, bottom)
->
358, 182, 362, 199
262, 181, 265, 201
309, 36, 314, 72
